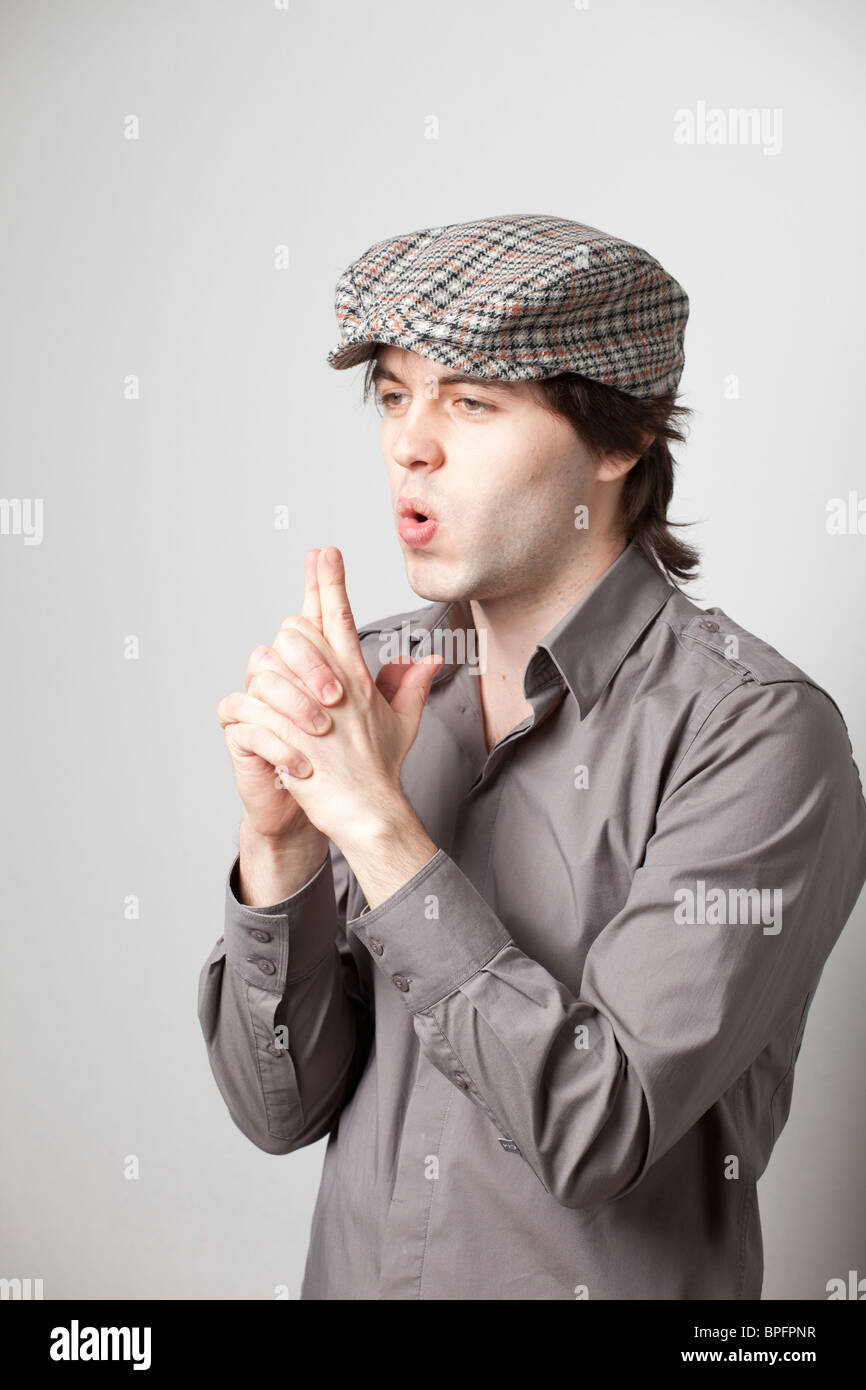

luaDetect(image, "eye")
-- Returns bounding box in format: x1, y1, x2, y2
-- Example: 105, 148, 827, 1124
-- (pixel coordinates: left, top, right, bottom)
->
373, 389, 494, 416
374, 390, 406, 410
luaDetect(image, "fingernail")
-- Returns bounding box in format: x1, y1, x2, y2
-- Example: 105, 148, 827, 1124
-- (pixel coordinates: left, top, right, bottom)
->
313, 713, 329, 731
325, 546, 339, 565
291, 757, 312, 776
322, 681, 341, 701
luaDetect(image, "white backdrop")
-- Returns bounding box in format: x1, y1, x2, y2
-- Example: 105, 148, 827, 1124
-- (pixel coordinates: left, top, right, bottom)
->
1, 0, 864, 1299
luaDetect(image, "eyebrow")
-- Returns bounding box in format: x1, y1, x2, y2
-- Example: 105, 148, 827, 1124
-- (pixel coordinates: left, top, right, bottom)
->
370, 363, 515, 395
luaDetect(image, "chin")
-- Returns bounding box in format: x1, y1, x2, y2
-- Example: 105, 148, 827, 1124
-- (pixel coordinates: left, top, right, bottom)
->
403, 554, 468, 604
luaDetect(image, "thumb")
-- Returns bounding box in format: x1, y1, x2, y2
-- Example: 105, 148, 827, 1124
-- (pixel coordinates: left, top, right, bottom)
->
381, 654, 445, 723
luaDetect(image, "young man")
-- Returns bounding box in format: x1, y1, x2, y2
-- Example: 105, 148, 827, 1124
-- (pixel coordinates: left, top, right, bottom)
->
199, 214, 866, 1300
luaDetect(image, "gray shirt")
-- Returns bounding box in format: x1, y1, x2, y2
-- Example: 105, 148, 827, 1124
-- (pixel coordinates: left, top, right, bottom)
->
198, 541, 866, 1300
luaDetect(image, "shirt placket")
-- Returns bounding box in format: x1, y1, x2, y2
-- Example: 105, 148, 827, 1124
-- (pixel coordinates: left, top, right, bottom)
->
376, 662, 566, 1298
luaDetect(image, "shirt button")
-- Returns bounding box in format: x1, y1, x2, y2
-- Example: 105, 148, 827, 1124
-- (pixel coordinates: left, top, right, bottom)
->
248, 956, 276, 976
368, 938, 384, 955
249, 928, 272, 943
391, 974, 410, 991
266, 1042, 283, 1057
698, 619, 720, 633
454, 1074, 470, 1090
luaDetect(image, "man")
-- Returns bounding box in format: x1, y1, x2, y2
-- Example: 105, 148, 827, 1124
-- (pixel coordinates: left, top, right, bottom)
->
198, 214, 866, 1300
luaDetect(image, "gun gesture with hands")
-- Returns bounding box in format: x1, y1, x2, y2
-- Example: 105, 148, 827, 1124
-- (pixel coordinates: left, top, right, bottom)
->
218, 546, 443, 880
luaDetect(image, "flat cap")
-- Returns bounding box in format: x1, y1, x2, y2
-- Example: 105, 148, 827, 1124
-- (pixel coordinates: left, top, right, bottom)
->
326, 213, 689, 398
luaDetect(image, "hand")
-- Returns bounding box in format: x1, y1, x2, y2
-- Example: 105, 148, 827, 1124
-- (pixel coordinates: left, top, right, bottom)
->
241, 546, 443, 853
217, 548, 347, 844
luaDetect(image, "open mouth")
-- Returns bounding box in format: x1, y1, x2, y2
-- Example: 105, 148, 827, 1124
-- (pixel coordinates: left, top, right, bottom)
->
396, 499, 439, 548
397, 497, 437, 524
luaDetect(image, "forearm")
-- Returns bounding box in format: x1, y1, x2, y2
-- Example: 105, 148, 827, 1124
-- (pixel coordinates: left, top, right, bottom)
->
237, 815, 330, 906
338, 798, 439, 912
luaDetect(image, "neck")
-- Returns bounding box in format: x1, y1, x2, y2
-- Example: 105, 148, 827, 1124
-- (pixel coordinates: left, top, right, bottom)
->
468, 536, 628, 691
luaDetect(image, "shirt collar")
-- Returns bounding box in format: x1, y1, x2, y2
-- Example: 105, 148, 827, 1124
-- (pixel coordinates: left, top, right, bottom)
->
411, 542, 675, 721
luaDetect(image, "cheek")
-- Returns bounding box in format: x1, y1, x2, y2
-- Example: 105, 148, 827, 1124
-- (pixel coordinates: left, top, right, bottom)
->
459, 496, 543, 557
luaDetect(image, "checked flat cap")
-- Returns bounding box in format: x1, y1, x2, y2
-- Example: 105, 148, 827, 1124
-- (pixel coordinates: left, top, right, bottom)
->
326, 213, 689, 398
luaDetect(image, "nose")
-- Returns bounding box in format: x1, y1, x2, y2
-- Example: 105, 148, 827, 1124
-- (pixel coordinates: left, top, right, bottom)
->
389, 400, 446, 474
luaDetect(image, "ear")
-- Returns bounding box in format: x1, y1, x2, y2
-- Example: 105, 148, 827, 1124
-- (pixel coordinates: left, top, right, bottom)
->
595, 429, 654, 483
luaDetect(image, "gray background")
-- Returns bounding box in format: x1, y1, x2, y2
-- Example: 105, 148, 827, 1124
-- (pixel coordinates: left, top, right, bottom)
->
1, 0, 863, 1299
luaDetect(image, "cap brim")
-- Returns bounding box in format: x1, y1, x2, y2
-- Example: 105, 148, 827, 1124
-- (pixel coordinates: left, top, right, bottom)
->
326, 341, 379, 370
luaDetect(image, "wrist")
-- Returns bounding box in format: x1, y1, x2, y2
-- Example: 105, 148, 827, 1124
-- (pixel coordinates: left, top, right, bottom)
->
337, 801, 438, 912
239, 811, 330, 878
334, 791, 411, 860
239, 814, 327, 859
237, 816, 330, 907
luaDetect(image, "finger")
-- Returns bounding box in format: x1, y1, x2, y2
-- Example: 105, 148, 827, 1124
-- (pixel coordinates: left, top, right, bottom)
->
248, 669, 334, 734
245, 641, 340, 711
375, 657, 414, 705
245, 643, 294, 694
384, 653, 445, 722
301, 548, 324, 633
273, 617, 346, 705
218, 678, 331, 741
376, 654, 446, 704
224, 721, 313, 780
316, 546, 368, 677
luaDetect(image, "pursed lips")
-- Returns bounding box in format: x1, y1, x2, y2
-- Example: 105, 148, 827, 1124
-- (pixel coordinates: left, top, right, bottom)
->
397, 496, 437, 522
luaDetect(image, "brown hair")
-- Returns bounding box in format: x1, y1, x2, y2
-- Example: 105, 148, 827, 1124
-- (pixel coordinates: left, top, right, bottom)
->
360, 349, 699, 587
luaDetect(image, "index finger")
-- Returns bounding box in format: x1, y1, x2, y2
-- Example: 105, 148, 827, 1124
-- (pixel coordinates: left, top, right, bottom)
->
317, 546, 367, 674
301, 548, 323, 632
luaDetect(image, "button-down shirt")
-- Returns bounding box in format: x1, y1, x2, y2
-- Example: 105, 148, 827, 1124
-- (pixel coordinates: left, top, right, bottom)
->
198, 541, 866, 1300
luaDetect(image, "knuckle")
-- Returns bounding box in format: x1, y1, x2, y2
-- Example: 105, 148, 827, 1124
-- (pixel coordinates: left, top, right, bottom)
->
304, 654, 333, 684
301, 697, 328, 730
225, 722, 245, 753
355, 668, 375, 699
276, 713, 297, 745
285, 685, 318, 728
245, 725, 266, 758
218, 692, 241, 723
249, 724, 273, 756
274, 626, 301, 654
245, 647, 268, 683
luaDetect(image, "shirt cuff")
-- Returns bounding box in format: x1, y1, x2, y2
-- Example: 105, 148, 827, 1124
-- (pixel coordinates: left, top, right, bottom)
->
347, 848, 513, 1012
223, 849, 336, 992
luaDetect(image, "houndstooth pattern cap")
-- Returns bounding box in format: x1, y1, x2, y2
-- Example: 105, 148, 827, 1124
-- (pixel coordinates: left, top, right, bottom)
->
326, 213, 689, 398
